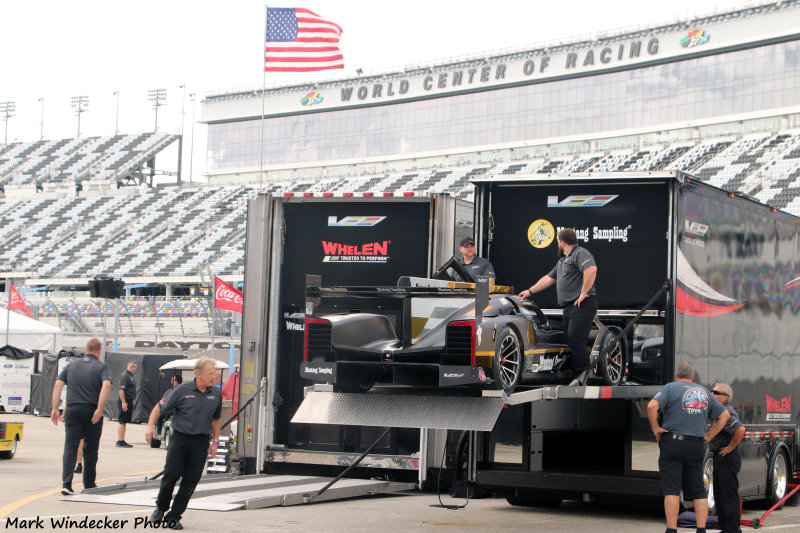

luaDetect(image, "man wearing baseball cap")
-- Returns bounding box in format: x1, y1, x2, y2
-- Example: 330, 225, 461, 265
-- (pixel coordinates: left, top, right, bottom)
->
452, 236, 496, 283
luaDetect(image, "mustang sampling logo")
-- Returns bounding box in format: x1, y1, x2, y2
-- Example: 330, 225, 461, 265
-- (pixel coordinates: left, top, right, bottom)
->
327, 216, 386, 227
680, 29, 709, 48
547, 195, 618, 207
527, 219, 555, 248
300, 91, 323, 106
322, 240, 390, 262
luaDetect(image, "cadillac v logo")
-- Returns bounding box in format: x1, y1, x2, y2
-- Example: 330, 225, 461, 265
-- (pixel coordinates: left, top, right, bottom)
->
548, 195, 618, 207
328, 216, 386, 227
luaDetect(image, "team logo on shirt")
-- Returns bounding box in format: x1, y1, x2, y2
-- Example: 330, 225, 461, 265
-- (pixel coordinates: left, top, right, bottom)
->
527, 219, 555, 248
682, 387, 709, 414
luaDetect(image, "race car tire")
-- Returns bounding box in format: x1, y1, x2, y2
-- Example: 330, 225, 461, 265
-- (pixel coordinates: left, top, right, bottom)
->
598, 327, 628, 386
492, 326, 522, 394
334, 380, 375, 393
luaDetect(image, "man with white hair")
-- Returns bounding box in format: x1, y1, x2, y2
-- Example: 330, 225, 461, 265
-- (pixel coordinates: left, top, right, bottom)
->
708, 382, 745, 533
145, 357, 222, 530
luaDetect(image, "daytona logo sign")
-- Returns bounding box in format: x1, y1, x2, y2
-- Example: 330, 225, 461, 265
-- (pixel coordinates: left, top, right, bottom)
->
322, 240, 390, 262
214, 277, 243, 313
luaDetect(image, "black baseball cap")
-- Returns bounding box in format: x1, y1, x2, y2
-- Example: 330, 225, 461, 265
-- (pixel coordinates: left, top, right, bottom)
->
459, 236, 475, 247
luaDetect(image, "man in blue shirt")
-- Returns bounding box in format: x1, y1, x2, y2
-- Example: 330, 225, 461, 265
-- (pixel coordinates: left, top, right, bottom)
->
648, 362, 730, 533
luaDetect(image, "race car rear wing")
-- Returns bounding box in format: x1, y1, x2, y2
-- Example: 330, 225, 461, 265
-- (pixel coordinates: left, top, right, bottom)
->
305, 274, 499, 346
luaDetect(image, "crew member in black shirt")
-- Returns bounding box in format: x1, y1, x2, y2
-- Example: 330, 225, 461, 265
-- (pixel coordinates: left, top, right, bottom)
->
145, 357, 222, 530
452, 236, 496, 283
709, 382, 746, 533
51, 338, 112, 496
116, 359, 137, 448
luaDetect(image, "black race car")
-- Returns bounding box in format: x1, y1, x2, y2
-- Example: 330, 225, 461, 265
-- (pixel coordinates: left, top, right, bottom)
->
300, 273, 628, 394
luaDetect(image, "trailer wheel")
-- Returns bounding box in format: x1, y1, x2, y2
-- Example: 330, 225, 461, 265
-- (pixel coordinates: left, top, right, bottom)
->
702, 452, 716, 514
491, 327, 521, 394
0, 436, 18, 459
163, 430, 170, 450
598, 328, 627, 386
768, 449, 789, 508
506, 490, 563, 508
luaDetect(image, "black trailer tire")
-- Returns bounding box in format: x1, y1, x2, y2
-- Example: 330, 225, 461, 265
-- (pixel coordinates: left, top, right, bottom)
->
703, 452, 716, 514
491, 326, 522, 394
598, 327, 628, 386
149, 436, 161, 449
163, 430, 170, 449
768, 449, 789, 508
0, 437, 18, 459
506, 490, 563, 508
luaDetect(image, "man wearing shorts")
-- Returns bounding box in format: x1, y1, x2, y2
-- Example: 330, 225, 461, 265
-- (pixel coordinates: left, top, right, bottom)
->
116, 360, 137, 447
647, 362, 729, 533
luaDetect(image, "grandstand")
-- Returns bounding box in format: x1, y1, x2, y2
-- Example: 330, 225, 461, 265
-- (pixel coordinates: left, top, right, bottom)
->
2, 0, 800, 306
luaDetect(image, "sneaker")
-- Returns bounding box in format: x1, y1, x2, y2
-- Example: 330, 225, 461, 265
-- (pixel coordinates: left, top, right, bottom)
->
116, 441, 133, 448
150, 508, 164, 522
74, 463, 83, 473
167, 520, 183, 530
61, 485, 75, 496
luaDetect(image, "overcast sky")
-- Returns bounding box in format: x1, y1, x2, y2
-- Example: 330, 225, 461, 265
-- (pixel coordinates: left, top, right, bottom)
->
0, 0, 753, 176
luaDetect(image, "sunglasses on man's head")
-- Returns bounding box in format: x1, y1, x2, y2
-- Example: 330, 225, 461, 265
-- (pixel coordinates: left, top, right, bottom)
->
711, 390, 729, 396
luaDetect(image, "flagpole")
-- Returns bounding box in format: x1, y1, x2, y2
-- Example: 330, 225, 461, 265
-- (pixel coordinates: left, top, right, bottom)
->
259, 4, 268, 186
5, 279, 12, 347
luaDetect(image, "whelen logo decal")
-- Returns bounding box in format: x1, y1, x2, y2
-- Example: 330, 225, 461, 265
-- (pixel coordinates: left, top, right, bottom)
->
547, 195, 618, 207
766, 394, 791, 422
328, 216, 386, 227
322, 240, 390, 262
676, 248, 745, 317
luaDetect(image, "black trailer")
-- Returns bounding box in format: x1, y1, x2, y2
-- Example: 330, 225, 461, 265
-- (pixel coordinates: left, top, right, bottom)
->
465, 171, 800, 507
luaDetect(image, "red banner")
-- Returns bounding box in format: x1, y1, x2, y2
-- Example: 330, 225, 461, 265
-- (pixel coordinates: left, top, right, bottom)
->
9, 282, 33, 319
214, 277, 243, 313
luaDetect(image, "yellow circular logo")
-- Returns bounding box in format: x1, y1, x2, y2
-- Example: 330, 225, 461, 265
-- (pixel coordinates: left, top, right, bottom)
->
527, 219, 555, 248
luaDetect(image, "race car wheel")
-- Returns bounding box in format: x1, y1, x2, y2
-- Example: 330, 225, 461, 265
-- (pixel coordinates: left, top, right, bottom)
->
334, 380, 375, 393
598, 327, 627, 386
492, 327, 521, 394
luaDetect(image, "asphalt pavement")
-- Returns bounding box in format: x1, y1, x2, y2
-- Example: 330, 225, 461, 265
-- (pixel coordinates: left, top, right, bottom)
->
2, 413, 799, 532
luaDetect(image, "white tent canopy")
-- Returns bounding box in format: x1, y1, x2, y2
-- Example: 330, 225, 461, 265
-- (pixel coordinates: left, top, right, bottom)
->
0, 307, 63, 353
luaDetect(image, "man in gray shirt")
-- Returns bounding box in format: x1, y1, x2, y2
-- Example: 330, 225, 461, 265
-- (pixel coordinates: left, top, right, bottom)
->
708, 382, 745, 533
51, 338, 112, 496
647, 362, 729, 533
145, 357, 222, 530
452, 236, 496, 283
518, 227, 597, 383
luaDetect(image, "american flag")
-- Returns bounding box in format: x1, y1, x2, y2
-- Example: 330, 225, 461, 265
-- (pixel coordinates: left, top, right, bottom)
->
265, 7, 344, 72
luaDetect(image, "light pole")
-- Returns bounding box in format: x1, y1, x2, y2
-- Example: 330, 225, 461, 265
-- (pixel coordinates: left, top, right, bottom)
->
113, 91, 119, 135
189, 93, 196, 184
70, 95, 89, 138
0, 101, 15, 145
38, 98, 44, 140
147, 88, 166, 132
178, 84, 186, 183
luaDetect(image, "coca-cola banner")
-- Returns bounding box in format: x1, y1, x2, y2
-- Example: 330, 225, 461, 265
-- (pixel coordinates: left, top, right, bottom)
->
10, 282, 34, 319
214, 277, 243, 313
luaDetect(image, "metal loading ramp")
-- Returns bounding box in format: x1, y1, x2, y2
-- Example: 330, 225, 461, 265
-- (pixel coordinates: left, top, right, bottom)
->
291, 388, 506, 430
69, 474, 416, 511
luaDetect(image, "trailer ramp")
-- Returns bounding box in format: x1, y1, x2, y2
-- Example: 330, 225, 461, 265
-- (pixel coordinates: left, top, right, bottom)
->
292, 386, 506, 430
69, 474, 416, 511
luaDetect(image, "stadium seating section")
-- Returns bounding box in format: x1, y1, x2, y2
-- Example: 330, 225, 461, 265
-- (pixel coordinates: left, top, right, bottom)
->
1, 129, 800, 282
